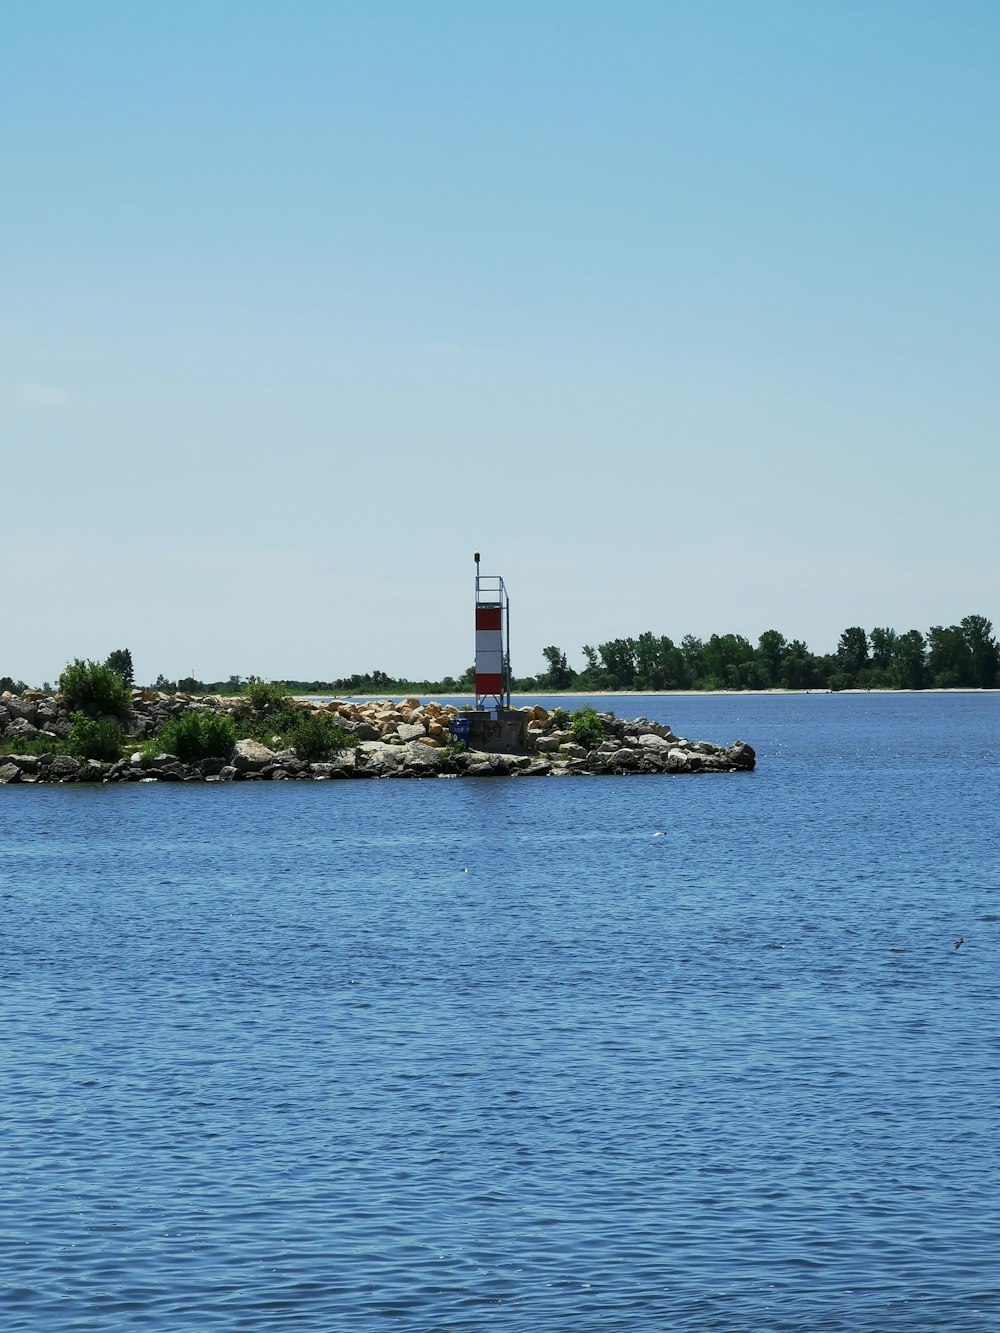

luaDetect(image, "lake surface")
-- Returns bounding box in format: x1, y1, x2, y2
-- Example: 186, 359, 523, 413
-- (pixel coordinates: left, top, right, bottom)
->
1, 693, 998, 1331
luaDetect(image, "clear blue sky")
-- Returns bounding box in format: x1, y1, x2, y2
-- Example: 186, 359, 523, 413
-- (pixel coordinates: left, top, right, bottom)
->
3, 1, 998, 685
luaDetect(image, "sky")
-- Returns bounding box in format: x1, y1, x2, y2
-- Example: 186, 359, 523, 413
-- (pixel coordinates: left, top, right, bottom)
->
3, 0, 999, 686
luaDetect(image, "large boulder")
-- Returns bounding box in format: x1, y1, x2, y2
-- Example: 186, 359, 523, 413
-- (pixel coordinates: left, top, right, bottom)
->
722, 740, 756, 770
5, 717, 39, 741
400, 742, 444, 775
357, 742, 402, 777
232, 738, 275, 772
310, 750, 358, 778
4, 697, 37, 723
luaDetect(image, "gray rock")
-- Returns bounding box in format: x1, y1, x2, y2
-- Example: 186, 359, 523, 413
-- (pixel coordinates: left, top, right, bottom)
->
722, 740, 756, 770
401, 742, 443, 773
233, 738, 275, 772
351, 722, 381, 741
397, 722, 426, 742
533, 734, 564, 753
637, 733, 671, 751
310, 750, 357, 778
8, 754, 40, 774
48, 755, 81, 779
4, 717, 39, 740
4, 698, 37, 723
359, 743, 402, 777
608, 747, 641, 770
0, 762, 21, 783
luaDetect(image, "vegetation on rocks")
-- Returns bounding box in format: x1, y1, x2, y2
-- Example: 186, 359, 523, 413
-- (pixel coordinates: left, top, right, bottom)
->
569, 705, 606, 748
58, 659, 131, 715
66, 713, 126, 762
142, 711, 237, 765
1, 677, 755, 782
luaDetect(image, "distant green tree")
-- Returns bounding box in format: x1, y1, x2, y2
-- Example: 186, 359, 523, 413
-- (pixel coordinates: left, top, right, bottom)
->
779, 640, 817, 689
836, 627, 870, 683
960, 614, 1000, 687
680, 635, 705, 686
865, 627, 898, 687
702, 634, 755, 690
927, 624, 972, 687
541, 646, 575, 689
598, 638, 637, 689
756, 630, 788, 687
895, 630, 927, 689
104, 648, 134, 689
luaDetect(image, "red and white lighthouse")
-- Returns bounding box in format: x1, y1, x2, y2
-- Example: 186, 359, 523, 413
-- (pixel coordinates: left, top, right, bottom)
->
474, 552, 511, 712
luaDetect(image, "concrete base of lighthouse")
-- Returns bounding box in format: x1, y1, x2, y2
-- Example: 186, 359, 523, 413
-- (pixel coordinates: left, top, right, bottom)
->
467, 710, 529, 754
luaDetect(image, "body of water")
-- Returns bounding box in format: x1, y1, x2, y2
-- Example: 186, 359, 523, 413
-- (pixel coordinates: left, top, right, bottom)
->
1, 693, 997, 1330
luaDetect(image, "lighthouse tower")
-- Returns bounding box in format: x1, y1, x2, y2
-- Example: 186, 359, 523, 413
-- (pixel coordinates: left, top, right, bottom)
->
473, 552, 511, 713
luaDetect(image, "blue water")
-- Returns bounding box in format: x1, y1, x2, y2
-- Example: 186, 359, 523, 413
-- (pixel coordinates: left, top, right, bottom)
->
1, 693, 998, 1331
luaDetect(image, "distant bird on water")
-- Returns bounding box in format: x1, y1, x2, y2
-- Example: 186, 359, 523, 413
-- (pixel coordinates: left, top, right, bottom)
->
954, 937, 964, 950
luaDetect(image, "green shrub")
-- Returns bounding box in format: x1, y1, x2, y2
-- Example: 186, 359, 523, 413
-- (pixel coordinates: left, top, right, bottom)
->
66, 712, 125, 762
244, 679, 291, 715
151, 710, 236, 763
59, 659, 131, 715
285, 711, 353, 761
550, 707, 570, 729
570, 705, 606, 749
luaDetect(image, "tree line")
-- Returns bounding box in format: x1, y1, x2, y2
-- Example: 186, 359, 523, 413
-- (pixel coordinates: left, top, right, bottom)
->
535, 615, 1000, 692
4, 616, 998, 700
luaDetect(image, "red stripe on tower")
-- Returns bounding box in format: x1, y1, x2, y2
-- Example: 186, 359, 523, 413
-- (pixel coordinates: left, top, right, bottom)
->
474, 553, 510, 709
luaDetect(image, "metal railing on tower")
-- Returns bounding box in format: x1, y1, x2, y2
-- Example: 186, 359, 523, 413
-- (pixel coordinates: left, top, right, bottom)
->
473, 552, 511, 712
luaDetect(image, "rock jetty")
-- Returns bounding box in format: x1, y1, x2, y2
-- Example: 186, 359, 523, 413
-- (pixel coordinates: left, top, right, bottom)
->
0, 689, 755, 784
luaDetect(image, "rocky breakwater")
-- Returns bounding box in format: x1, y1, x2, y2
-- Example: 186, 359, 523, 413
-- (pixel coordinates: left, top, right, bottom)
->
0, 689, 755, 783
